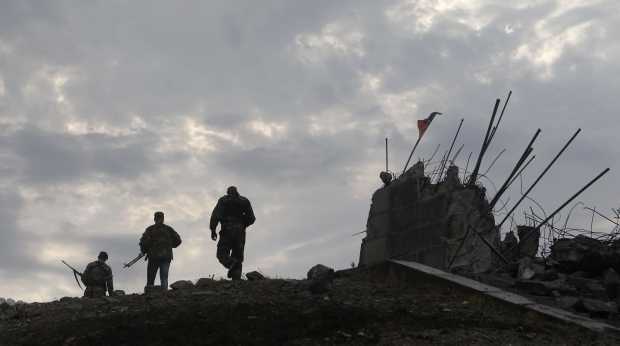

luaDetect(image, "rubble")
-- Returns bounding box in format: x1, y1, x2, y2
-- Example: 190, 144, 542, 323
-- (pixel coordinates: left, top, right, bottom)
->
195, 278, 215, 288
550, 234, 618, 273
574, 299, 617, 318
603, 268, 620, 299
360, 162, 500, 273
144, 285, 162, 293
581, 284, 610, 301
514, 280, 578, 296
499, 227, 541, 262
307, 264, 335, 283
245, 271, 265, 281
111, 290, 125, 297
170, 280, 194, 290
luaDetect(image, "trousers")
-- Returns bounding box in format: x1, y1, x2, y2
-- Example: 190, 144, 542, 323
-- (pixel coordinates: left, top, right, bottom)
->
216, 220, 246, 269
147, 258, 171, 290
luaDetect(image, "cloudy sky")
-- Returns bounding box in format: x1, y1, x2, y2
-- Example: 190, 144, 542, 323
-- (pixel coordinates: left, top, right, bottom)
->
1, 0, 619, 301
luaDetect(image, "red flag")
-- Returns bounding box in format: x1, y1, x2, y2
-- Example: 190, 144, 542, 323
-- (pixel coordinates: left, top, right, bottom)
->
417, 112, 441, 138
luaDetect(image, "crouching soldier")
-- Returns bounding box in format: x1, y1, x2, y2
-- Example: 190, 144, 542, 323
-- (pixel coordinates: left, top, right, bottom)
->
82, 251, 114, 298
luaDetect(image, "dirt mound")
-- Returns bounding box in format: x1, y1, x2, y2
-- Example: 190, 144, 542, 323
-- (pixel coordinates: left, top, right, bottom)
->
0, 272, 616, 345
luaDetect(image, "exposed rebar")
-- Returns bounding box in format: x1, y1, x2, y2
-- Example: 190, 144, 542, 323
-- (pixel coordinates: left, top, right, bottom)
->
498, 129, 581, 229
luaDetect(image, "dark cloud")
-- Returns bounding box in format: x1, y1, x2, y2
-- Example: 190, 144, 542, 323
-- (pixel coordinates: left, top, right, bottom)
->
0, 0, 619, 300
6, 126, 158, 184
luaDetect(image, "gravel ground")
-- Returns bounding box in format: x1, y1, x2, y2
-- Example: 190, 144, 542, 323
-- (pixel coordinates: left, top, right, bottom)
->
0, 271, 618, 346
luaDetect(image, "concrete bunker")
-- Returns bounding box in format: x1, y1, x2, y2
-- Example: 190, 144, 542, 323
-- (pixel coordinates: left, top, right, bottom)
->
359, 161, 501, 273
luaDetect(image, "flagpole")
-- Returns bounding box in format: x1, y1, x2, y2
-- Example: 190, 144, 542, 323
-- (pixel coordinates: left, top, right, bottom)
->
402, 136, 422, 175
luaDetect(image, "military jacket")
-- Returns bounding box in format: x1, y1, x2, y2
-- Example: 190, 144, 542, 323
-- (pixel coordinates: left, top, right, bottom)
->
82, 260, 114, 292
139, 223, 182, 260
210, 194, 256, 232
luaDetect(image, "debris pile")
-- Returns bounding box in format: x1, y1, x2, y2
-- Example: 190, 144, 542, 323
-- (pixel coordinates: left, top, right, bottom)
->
359, 161, 500, 273
485, 234, 620, 319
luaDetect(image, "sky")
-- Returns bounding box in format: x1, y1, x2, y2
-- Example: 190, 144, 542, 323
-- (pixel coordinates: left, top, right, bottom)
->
1, 0, 619, 302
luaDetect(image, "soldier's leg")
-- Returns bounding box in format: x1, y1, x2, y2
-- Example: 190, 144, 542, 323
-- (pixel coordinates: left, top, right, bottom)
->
83, 287, 92, 298
160, 259, 171, 290
229, 228, 246, 280
216, 230, 235, 269
91, 287, 105, 298
146, 259, 159, 286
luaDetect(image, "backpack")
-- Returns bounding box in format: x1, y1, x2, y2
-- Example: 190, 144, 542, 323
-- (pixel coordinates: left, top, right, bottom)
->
81, 262, 104, 286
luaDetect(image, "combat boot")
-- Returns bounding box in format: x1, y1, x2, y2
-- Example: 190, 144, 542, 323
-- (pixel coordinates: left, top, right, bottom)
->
231, 268, 243, 280
227, 260, 242, 279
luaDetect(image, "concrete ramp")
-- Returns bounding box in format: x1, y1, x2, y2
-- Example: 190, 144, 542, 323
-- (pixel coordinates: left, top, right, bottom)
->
383, 260, 620, 339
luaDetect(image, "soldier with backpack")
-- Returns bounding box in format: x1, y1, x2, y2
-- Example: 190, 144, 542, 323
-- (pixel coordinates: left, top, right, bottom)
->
210, 186, 256, 280
82, 251, 114, 298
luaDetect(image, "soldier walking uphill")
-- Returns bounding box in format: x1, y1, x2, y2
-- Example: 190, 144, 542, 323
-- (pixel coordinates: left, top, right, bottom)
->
139, 211, 182, 291
82, 251, 114, 298
210, 186, 256, 280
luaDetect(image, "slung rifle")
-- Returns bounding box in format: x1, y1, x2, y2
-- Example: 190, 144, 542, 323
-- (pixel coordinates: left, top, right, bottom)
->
62, 260, 84, 291
124, 252, 146, 268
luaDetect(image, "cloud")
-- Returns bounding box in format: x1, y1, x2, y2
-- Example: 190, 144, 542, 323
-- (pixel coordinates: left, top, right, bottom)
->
0, 0, 619, 301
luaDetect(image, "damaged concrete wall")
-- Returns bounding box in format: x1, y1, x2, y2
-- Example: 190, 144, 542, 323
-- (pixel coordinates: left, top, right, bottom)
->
359, 162, 501, 273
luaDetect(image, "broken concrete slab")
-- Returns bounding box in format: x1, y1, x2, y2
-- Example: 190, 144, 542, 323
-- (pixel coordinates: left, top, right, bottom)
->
555, 297, 580, 312
544, 268, 559, 281
602, 268, 620, 300
516, 226, 540, 257
581, 283, 610, 302
491, 261, 519, 277
518, 268, 536, 280
500, 231, 519, 262
565, 276, 600, 290
381, 260, 620, 338
574, 298, 615, 318
360, 161, 500, 273
514, 281, 579, 296
551, 235, 617, 273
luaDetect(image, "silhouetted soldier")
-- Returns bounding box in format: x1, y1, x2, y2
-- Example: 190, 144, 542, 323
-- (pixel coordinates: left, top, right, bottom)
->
210, 186, 256, 280
82, 251, 114, 298
139, 211, 182, 291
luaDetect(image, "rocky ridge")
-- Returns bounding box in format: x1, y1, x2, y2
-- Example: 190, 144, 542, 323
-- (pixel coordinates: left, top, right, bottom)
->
1, 265, 618, 345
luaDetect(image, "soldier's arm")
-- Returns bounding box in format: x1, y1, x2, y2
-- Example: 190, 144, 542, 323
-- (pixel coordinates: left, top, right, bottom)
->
170, 227, 182, 248
209, 200, 224, 232
105, 266, 114, 293
139, 229, 150, 254
243, 199, 256, 227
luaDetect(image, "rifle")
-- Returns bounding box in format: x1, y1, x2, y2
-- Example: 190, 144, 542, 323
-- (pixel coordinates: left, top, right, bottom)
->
124, 252, 146, 268
62, 260, 84, 291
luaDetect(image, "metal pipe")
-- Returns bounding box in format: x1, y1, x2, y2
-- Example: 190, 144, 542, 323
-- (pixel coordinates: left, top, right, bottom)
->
498, 129, 581, 228
438, 118, 464, 182
487, 91, 512, 146
468, 99, 501, 185
385, 138, 388, 172
506, 154, 536, 190
472, 226, 510, 264
503, 168, 610, 255
489, 129, 541, 208
402, 136, 422, 175
448, 226, 471, 269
